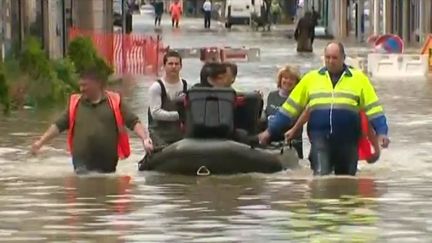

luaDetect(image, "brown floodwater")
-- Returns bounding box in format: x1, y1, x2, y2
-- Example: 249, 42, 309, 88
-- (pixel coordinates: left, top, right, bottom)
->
0, 16, 431, 242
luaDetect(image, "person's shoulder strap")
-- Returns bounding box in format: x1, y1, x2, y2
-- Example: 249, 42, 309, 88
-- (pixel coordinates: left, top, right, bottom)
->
181, 79, 188, 92
69, 93, 81, 102
69, 94, 81, 111
105, 90, 121, 108
68, 93, 82, 126
156, 79, 167, 103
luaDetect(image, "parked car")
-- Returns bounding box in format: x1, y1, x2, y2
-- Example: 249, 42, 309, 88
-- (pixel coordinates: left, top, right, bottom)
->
140, 4, 155, 15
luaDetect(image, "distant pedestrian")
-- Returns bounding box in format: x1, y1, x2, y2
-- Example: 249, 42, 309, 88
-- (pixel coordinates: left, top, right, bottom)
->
169, 0, 183, 28
202, 0, 212, 28
153, 0, 164, 27
294, 11, 314, 52
270, 0, 281, 25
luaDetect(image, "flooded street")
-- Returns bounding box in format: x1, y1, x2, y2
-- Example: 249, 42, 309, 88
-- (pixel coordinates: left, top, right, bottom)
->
1, 15, 432, 242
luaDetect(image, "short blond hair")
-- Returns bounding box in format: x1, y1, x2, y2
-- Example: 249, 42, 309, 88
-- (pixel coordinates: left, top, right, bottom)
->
276, 65, 301, 88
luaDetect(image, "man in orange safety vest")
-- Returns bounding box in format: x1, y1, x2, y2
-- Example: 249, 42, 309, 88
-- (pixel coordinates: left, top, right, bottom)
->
31, 68, 153, 174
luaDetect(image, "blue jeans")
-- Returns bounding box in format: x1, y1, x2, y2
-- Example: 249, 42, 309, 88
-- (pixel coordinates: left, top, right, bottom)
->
309, 136, 359, 176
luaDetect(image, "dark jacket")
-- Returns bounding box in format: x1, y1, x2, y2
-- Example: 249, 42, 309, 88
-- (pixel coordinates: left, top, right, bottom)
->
294, 12, 314, 52
154, 2, 164, 15
265, 90, 303, 158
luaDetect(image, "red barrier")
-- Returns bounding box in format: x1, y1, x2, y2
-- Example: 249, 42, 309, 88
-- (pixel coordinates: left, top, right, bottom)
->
69, 27, 165, 75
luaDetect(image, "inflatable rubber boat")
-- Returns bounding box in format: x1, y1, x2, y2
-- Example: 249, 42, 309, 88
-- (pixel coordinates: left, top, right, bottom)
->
138, 87, 300, 176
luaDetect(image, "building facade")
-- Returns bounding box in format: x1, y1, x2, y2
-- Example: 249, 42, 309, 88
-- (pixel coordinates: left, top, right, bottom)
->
305, 0, 432, 44
0, 0, 114, 60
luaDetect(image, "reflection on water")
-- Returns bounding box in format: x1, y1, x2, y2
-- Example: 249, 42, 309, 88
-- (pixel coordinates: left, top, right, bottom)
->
1, 19, 432, 242
8, 172, 430, 242
0, 174, 390, 242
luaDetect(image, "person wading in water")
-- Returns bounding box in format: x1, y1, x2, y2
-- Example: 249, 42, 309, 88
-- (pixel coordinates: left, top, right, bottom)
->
259, 42, 390, 176
31, 68, 154, 174
148, 51, 188, 147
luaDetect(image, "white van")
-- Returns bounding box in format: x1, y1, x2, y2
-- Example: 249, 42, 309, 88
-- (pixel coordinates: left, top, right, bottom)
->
224, 0, 264, 28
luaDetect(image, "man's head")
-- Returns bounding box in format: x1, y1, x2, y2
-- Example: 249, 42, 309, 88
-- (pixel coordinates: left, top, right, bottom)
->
224, 62, 238, 87
204, 62, 228, 88
324, 42, 346, 74
163, 51, 182, 78
78, 68, 106, 99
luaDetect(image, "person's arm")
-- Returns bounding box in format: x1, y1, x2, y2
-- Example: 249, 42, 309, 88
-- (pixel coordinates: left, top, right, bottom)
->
35, 125, 60, 145
132, 122, 150, 141
120, 99, 153, 152
148, 82, 179, 121
284, 106, 309, 141
121, 99, 144, 134
31, 109, 69, 153
291, 106, 310, 132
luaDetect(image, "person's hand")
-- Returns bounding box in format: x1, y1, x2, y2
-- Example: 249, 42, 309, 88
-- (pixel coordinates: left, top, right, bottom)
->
366, 151, 380, 164
284, 128, 296, 142
30, 140, 43, 155
377, 135, 390, 148
258, 130, 271, 145
143, 138, 154, 154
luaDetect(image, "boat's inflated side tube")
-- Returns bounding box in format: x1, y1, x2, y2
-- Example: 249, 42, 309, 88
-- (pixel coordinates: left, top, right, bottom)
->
139, 139, 299, 175
140, 87, 299, 175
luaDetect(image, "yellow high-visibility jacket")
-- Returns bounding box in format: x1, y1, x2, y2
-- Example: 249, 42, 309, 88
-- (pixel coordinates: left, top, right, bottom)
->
268, 66, 388, 140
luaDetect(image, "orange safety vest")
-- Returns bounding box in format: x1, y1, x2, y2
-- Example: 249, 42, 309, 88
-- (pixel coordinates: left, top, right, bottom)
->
169, 3, 182, 18
358, 111, 373, 160
67, 91, 131, 160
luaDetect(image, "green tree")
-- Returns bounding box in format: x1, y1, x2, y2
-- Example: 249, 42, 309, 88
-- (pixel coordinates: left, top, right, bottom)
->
0, 63, 10, 114
67, 36, 113, 81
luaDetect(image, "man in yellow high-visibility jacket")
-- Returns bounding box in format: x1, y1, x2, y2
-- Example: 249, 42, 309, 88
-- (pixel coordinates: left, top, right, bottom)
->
259, 42, 390, 176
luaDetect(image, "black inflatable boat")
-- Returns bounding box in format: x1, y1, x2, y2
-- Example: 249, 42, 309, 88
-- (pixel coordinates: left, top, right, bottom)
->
139, 87, 300, 176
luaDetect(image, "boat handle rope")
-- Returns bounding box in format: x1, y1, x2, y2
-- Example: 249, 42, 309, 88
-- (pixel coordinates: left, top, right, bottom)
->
197, 166, 211, 176
280, 140, 302, 155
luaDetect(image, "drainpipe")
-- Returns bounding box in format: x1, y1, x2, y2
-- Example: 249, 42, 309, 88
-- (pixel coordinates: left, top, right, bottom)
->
402, 0, 409, 42
382, 0, 389, 34
373, 0, 380, 35
0, 0, 4, 61
357, 0, 364, 42
419, 0, 424, 43
122, 0, 127, 34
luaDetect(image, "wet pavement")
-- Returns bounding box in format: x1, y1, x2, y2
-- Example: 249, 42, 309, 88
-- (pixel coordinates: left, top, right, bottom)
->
0, 15, 432, 242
